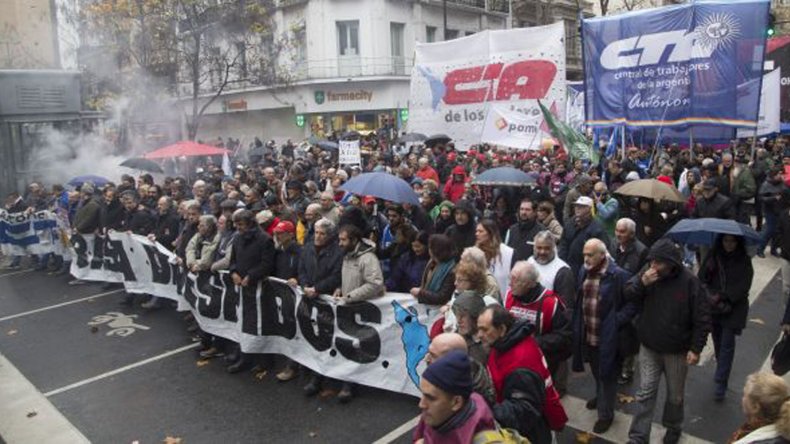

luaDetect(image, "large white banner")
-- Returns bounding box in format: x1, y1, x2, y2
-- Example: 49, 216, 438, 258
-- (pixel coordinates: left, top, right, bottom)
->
70, 233, 439, 397
408, 23, 566, 150
0, 210, 66, 256
737, 69, 781, 138
480, 103, 544, 150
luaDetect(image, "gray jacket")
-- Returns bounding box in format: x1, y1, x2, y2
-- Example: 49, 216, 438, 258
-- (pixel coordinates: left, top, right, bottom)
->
186, 232, 220, 271
341, 239, 385, 303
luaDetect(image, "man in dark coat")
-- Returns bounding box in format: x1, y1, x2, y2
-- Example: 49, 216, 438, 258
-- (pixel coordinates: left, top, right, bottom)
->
150, 196, 180, 251
692, 178, 736, 220
571, 239, 636, 434
625, 239, 711, 444
100, 187, 124, 232
611, 217, 648, 275
505, 198, 546, 264
119, 191, 155, 236
558, 196, 610, 277
273, 221, 300, 280
227, 210, 276, 373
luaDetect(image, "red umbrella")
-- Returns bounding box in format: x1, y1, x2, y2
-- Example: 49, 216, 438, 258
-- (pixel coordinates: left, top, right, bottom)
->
143, 141, 231, 159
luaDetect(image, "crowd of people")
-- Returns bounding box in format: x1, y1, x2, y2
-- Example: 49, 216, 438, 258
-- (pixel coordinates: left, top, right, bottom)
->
5, 133, 790, 443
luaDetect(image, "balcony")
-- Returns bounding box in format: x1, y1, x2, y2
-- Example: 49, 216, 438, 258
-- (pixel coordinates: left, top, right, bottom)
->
422, 0, 509, 14
289, 56, 415, 81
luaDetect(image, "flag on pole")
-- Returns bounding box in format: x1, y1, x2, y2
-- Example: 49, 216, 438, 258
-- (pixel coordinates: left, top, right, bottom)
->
539, 101, 599, 164
222, 153, 232, 177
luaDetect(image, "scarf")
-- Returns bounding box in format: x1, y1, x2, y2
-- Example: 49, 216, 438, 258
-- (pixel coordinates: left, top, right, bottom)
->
427, 259, 456, 293
582, 258, 607, 347
434, 395, 477, 434
728, 417, 773, 444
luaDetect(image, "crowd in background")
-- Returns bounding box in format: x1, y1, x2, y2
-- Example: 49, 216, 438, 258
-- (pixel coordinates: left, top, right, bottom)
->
6, 133, 790, 443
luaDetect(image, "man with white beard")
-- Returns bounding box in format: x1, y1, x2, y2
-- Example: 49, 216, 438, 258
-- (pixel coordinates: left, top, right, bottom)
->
526, 231, 575, 309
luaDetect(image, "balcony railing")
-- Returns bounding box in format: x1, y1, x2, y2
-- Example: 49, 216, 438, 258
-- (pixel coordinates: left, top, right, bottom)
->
288, 56, 415, 81
437, 0, 510, 13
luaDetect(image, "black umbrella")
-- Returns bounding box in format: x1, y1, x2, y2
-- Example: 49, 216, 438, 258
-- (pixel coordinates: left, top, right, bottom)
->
472, 167, 536, 187
120, 157, 163, 173
425, 133, 451, 147
396, 132, 427, 143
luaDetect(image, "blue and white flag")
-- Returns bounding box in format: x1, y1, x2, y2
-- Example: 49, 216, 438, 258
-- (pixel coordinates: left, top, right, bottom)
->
582, 0, 770, 129
0, 210, 59, 255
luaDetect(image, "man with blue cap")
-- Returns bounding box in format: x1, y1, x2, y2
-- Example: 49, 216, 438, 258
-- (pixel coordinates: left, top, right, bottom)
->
413, 350, 498, 443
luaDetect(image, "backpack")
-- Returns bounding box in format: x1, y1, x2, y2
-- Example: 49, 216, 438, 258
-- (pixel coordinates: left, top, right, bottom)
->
472, 425, 531, 444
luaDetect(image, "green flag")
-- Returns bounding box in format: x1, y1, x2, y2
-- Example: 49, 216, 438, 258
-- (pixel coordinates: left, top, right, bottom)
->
538, 101, 599, 164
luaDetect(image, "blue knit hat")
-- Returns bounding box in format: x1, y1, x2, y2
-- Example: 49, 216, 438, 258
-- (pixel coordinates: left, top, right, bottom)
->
423, 350, 474, 398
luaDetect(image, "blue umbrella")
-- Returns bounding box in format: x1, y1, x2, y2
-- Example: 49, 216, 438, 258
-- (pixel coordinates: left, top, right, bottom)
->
472, 167, 536, 187
339, 172, 420, 205
665, 218, 761, 246
315, 140, 339, 151
68, 175, 109, 188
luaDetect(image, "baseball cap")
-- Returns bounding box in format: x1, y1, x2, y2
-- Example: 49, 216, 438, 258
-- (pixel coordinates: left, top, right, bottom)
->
272, 220, 295, 233
574, 196, 594, 207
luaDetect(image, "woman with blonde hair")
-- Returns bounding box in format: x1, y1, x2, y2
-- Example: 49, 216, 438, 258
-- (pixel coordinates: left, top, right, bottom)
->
474, 218, 513, 297
460, 246, 501, 302
730, 371, 790, 443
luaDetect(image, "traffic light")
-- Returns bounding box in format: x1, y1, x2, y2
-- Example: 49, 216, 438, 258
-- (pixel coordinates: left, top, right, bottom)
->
768, 12, 776, 37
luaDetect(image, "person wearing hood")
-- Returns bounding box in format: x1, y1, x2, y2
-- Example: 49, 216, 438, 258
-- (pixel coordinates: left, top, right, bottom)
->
443, 165, 468, 203
445, 199, 476, 252
478, 305, 566, 443
334, 223, 385, 402
506, 261, 572, 395
571, 239, 636, 433
758, 166, 786, 257
505, 198, 546, 264
698, 234, 753, 401
625, 238, 711, 444
433, 200, 455, 234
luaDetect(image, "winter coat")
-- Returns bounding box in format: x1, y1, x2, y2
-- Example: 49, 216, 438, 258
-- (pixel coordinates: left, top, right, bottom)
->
572, 260, 637, 380
625, 240, 711, 355
229, 228, 275, 285
595, 197, 619, 237
121, 207, 155, 236
443, 165, 468, 203
698, 247, 753, 332
274, 242, 301, 280
505, 219, 546, 264
186, 232, 220, 271
506, 285, 572, 368
612, 239, 648, 275
340, 239, 385, 303
760, 180, 786, 215
175, 222, 198, 260
385, 251, 429, 292
153, 209, 180, 251
731, 166, 757, 202
100, 199, 124, 231
693, 192, 736, 220
558, 218, 610, 277
542, 215, 563, 240
732, 424, 790, 444
412, 393, 498, 444
417, 259, 456, 305
445, 222, 476, 252
73, 197, 102, 234
297, 238, 343, 295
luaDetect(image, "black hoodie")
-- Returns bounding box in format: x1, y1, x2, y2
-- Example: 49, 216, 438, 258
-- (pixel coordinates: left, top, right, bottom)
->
444, 199, 477, 251
625, 239, 711, 354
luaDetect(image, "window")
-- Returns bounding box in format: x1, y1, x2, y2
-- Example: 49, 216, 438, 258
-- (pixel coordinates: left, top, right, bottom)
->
391, 22, 405, 74
337, 20, 359, 56
465, 31, 476, 36
445, 29, 459, 40
426, 26, 437, 43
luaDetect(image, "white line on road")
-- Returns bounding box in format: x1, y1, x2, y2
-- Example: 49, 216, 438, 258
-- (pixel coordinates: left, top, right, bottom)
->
44, 343, 200, 397
0, 289, 124, 323
0, 269, 33, 278
0, 352, 90, 443
371, 415, 420, 444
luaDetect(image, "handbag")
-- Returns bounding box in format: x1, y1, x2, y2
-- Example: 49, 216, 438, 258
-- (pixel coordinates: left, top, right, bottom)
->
772, 332, 790, 376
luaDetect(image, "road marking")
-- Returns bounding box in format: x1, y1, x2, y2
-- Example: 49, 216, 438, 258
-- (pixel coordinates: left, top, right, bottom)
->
0, 269, 33, 278
699, 255, 781, 366
0, 352, 89, 443
88, 312, 150, 337
0, 289, 124, 323
44, 343, 200, 397
371, 415, 420, 444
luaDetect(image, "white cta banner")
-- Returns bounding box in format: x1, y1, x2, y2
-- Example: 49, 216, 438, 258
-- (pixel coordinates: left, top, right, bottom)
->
409, 23, 566, 150
738, 68, 781, 138
70, 233, 439, 397
481, 104, 544, 150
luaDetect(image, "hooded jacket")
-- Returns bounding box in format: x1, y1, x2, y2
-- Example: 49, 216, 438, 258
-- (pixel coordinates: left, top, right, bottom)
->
625, 239, 711, 355
443, 165, 468, 203
341, 238, 385, 303
444, 199, 477, 252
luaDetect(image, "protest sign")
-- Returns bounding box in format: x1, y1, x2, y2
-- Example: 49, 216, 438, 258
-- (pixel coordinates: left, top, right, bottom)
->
70, 232, 439, 397
339, 140, 361, 166
409, 23, 566, 149
480, 104, 544, 150
583, 0, 770, 128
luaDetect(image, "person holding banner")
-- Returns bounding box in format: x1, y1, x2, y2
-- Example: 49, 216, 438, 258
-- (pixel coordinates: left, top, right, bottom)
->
68, 183, 102, 284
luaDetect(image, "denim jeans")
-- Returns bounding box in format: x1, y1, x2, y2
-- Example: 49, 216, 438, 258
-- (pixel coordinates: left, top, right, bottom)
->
712, 322, 737, 389
759, 211, 778, 253
628, 346, 688, 443
585, 346, 618, 422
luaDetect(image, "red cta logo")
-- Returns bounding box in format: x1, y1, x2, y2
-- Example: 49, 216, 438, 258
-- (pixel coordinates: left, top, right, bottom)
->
443, 60, 557, 105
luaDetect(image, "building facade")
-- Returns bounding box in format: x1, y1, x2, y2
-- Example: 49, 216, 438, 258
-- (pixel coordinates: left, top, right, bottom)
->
187, 0, 510, 143
0, 0, 60, 69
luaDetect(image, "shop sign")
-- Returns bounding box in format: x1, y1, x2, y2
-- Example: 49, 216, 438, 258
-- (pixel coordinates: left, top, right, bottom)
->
314, 90, 373, 105
315, 90, 325, 105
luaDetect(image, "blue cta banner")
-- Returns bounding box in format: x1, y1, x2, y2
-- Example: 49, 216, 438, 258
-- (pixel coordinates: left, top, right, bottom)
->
582, 0, 770, 129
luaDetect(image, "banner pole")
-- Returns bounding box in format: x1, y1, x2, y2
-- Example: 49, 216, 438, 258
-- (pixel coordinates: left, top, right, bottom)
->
621, 124, 626, 159
689, 126, 694, 158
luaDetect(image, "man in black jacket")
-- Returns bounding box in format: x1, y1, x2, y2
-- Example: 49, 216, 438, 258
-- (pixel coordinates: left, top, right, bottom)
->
625, 239, 711, 444
611, 217, 647, 275
141, 196, 181, 309
118, 191, 156, 306
558, 196, 610, 277
505, 198, 546, 264
226, 210, 276, 373
692, 179, 735, 220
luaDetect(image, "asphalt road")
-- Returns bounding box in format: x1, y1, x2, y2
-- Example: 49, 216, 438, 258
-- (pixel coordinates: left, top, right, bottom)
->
0, 257, 785, 443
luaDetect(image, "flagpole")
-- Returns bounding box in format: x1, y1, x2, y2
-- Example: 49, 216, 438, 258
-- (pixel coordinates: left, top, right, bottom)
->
621, 124, 626, 159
